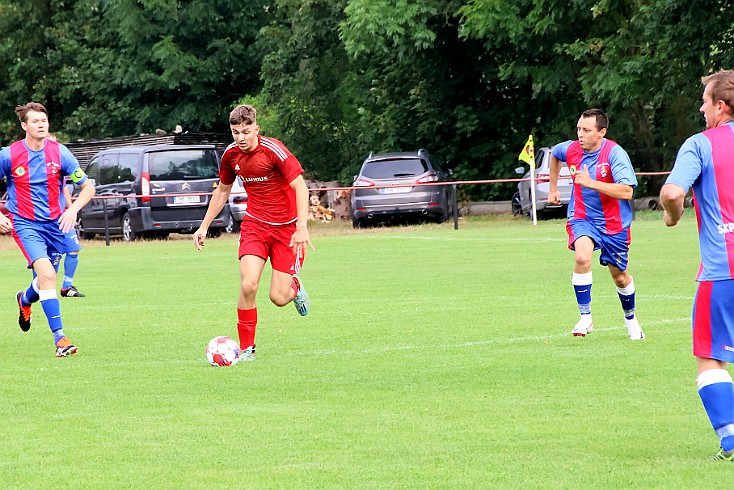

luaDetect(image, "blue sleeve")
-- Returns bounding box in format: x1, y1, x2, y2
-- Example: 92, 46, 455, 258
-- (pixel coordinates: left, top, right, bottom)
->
60, 145, 87, 186
0, 147, 10, 180
609, 145, 637, 187
551, 141, 573, 162
666, 134, 706, 193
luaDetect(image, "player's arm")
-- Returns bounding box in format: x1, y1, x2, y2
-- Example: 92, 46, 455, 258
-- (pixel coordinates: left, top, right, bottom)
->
660, 183, 686, 227
548, 154, 563, 205
574, 167, 634, 200
59, 170, 96, 233
193, 182, 232, 250
288, 175, 315, 255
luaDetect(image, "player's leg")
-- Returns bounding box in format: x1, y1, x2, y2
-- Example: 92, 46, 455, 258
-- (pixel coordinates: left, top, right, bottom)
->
566, 222, 596, 337
602, 229, 644, 340
33, 255, 77, 356
60, 228, 84, 297
236, 254, 266, 360
267, 225, 308, 316
693, 280, 734, 460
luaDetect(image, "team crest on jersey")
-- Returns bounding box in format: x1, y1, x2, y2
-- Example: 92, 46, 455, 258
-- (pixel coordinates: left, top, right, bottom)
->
569, 165, 577, 175
599, 162, 610, 179
14, 166, 25, 177
235, 164, 240, 171
46, 161, 61, 176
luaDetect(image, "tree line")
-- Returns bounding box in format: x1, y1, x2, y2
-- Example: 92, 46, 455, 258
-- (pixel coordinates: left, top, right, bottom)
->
0, 0, 731, 199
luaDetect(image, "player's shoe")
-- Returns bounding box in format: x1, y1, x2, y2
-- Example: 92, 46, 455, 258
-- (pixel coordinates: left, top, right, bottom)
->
712, 447, 734, 461
60, 285, 86, 297
293, 276, 310, 316
572, 317, 593, 337
16, 291, 32, 332
239, 345, 256, 362
55, 337, 78, 357
625, 316, 645, 340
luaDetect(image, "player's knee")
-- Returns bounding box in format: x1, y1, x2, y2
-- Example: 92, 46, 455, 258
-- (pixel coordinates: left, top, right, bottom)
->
269, 291, 290, 307
240, 278, 258, 296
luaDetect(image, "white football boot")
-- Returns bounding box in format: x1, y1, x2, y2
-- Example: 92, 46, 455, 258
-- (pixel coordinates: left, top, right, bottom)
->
625, 316, 645, 340
572, 316, 593, 337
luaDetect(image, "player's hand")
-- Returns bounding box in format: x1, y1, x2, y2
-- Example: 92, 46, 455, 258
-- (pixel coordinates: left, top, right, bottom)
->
58, 209, 77, 233
289, 227, 315, 256
547, 189, 561, 206
663, 210, 679, 227
573, 164, 592, 188
193, 227, 207, 250
0, 213, 13, 234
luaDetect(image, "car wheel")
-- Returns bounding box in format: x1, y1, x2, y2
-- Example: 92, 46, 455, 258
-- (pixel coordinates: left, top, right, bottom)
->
511, 192, 522, 216
77, 217, 95, 239
224, 212, 239, 234
352, 217, 363, 228
207, 229, 223, 238
122, 212, 137, 241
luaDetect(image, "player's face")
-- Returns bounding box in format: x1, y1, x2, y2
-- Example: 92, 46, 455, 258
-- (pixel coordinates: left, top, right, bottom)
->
576, 116, 606, 152
700, 83, 722, 130
230, 122, 259, 153
21, 110, 50, 140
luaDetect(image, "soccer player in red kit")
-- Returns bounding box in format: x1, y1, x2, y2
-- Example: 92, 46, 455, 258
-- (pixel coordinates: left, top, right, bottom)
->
193, 104, 313, 361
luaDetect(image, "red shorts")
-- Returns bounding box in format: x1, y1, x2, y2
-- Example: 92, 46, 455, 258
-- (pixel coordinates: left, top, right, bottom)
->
238, 217, 304, 275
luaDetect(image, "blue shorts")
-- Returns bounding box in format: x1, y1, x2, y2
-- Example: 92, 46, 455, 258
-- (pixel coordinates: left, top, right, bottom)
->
693, 280, 734, 363
11, 215, 77, 267
566, 220, 631, 271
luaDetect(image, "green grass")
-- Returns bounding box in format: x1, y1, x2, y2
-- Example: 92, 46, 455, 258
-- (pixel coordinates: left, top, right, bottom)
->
0, 211, 723, 488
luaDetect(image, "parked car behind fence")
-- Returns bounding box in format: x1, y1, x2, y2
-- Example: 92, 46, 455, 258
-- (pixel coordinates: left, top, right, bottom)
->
350, 149, 453, 227
512, 146, 572, 219
77, 144, 229, 241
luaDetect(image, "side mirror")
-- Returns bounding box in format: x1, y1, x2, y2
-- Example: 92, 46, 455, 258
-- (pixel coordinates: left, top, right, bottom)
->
515, 167, 525, 175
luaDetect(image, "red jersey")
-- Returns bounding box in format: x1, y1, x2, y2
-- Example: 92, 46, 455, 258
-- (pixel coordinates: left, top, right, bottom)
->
220, 136, 304, 225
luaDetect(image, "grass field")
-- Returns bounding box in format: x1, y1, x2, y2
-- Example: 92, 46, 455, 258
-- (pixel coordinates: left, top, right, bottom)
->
0, 211, 725, 488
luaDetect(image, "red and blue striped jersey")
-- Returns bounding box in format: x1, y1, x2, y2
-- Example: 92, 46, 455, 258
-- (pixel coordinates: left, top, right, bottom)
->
0, 139, 84, 221
666, 122, 734, 281
552, 139, 637, 234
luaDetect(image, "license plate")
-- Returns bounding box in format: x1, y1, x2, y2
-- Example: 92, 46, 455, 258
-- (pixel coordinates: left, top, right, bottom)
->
381, 186, 412, 194
173, 195, 200, 204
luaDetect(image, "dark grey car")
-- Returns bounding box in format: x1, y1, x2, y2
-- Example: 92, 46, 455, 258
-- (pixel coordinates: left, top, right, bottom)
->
78, 145, 229, 240
351, 149, 452, 227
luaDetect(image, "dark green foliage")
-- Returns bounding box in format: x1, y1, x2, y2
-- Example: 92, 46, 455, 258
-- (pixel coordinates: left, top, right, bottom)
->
0, 0, 731, 198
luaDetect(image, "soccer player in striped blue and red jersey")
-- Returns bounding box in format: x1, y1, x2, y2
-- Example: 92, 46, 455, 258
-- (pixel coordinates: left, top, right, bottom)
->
548, 108, 645, 340
0, 102, 96, 357
661, 70, 734, 461
193, 104, 314, 361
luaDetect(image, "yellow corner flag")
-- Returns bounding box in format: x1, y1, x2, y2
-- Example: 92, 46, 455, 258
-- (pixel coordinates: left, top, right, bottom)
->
518, 135, 535, 168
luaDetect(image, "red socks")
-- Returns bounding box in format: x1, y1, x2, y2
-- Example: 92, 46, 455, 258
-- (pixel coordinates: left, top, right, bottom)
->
236, 307, 257, 349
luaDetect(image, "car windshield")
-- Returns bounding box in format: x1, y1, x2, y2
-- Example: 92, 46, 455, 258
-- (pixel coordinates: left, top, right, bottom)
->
360, 158, 428, 179
148, 150, 219, 181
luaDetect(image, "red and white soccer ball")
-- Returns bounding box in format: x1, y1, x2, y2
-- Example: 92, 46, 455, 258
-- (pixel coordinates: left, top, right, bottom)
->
206, 336, 240, 367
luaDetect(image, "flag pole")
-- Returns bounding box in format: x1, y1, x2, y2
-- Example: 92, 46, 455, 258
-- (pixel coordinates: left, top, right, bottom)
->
518, 135, 537, 226
529, 163, 537, 226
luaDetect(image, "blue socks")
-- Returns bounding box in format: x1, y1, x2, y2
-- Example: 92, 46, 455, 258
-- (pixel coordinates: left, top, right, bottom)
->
39, 289, 65, 343
572, 272, 592, 315
62, 253, 79, 289
617, 278, 636, 320
698, 369, 734, 451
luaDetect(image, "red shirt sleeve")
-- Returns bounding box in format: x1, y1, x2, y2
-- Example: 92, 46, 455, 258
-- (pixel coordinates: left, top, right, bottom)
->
219, 145, 237, 185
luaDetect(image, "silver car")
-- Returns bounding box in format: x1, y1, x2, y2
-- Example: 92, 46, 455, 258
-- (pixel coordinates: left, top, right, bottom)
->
225, 177, 248, 233
351, 149, 453, 227
512, 146, 572, 218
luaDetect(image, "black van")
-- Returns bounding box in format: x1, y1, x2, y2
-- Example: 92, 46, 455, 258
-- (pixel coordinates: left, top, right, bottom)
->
77, 145, 228, 240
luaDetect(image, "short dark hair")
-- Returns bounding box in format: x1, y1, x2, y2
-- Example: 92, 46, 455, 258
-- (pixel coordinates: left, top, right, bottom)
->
702, 70, 734, 116
16, 102, 48, 123
229, 104, 257, 126
581, 108, 609, 131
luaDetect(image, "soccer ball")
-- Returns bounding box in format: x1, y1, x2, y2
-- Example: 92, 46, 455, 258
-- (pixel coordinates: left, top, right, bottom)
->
206, 336, 240, 367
